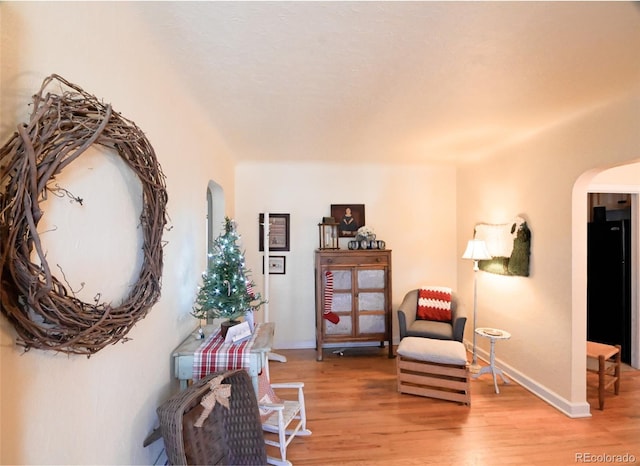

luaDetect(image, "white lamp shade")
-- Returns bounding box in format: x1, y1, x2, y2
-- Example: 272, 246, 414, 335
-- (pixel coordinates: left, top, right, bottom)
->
462, 239, 492, 260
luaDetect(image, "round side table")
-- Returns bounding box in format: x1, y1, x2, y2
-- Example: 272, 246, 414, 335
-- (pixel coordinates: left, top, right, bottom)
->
474, 327, 511, 394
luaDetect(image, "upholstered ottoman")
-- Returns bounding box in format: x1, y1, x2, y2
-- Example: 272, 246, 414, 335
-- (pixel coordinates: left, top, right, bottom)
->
397, 337, 470, 405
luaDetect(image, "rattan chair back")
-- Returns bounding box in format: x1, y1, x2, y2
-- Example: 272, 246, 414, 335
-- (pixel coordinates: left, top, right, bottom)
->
157, 369, 268, 465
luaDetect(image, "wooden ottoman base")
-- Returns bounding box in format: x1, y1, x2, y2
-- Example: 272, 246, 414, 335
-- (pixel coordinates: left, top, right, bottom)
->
397, 337, 470, 406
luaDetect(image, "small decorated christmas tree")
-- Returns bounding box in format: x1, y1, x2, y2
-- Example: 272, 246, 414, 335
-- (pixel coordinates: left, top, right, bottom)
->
193, 217, 265, 322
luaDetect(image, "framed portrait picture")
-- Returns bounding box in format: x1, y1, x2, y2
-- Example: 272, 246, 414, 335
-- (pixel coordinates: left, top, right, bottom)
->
259, 213, 290, 251
331, 204, 365, 238
263, 255, 286, 275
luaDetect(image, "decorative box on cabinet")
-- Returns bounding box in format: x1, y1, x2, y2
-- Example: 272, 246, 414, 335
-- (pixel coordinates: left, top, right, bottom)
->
314, 249, 393, 361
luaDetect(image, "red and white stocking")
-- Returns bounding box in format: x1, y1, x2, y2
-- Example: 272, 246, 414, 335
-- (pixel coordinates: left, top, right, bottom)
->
323, 270, 340, 324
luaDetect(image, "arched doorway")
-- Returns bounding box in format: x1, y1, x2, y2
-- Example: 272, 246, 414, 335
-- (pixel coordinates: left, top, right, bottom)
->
588, 168, 639, 368
206, 180, 225, 262
572, 161, 640, 410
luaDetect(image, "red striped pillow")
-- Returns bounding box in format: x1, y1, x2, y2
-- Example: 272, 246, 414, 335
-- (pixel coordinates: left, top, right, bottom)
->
417, 287, 452, 322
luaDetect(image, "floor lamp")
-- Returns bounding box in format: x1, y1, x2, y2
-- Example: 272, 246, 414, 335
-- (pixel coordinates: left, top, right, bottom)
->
462, 239, 492, 373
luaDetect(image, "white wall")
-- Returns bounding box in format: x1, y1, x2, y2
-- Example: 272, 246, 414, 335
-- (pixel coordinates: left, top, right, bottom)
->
0, 3, 236, 464
0, 4, 457, 462
458, 93, 640, 416
235, 162, 458, 349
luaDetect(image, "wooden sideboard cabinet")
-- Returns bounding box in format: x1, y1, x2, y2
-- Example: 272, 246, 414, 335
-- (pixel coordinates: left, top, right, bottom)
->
314, 249, 393, 361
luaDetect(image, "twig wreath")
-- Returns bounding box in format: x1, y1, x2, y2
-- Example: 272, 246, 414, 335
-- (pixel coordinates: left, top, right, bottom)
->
0, 74, 168, 356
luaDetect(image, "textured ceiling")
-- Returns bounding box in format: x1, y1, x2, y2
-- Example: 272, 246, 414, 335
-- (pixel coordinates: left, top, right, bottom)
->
137, 2, 640, 164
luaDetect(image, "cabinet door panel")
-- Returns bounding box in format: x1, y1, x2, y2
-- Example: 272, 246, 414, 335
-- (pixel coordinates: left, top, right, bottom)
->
325, 316, 353, 335
358, 292, 385, 311
359, 315, 385, 333
333, 293, 352, 312
357, 269, 384, 289
332, 270, 352, 290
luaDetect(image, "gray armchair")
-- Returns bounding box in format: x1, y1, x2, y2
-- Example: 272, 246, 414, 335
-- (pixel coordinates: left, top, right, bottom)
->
397, 289, 467, 342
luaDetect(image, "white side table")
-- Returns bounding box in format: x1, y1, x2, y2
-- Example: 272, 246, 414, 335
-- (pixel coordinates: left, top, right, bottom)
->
172, 322, 274, 394
474, 327, 511, 394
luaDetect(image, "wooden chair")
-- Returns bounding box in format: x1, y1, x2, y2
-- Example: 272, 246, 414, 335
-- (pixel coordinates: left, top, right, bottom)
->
586, 341, 621, 410
257, 362, 311, 466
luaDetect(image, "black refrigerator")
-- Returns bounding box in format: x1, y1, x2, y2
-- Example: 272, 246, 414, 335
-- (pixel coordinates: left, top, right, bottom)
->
587, 218, 631, 363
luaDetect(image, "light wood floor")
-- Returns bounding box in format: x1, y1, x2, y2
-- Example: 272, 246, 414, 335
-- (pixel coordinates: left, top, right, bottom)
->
266, 346, 640, 465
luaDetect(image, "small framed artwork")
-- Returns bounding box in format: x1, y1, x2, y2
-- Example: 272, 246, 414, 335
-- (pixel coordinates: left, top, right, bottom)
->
259, 213, 290, 251
263, 256, 286, 275
331, 204, 365, 238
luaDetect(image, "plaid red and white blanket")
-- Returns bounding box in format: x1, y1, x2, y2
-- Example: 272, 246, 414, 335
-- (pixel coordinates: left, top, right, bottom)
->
192, 328, 259, 381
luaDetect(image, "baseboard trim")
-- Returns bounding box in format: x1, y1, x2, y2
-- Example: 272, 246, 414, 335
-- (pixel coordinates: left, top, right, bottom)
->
281, 340, 389, 350
471, 344, 592, 419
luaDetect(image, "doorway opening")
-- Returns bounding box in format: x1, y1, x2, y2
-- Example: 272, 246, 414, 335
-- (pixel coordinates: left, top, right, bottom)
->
572, 162, 639, 416
587, 192, 633, 364
206, 180, 225, 263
